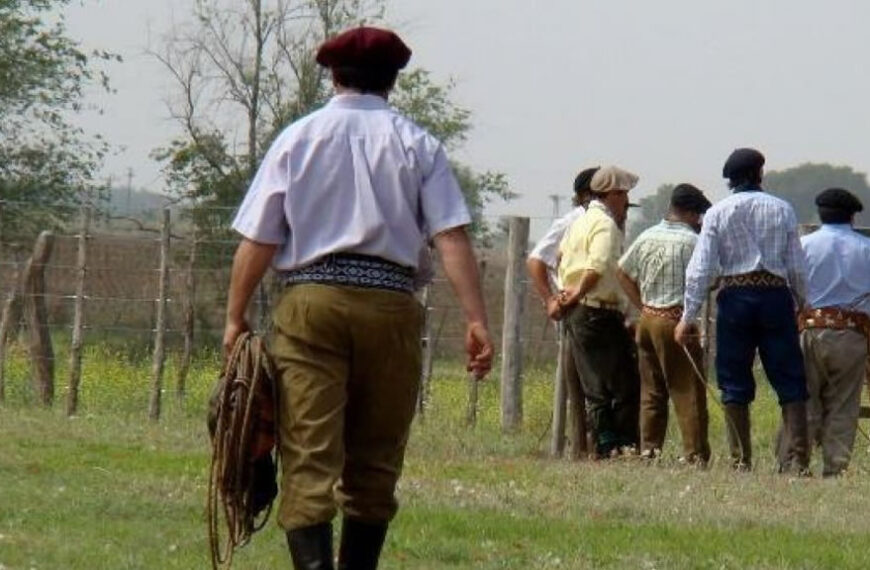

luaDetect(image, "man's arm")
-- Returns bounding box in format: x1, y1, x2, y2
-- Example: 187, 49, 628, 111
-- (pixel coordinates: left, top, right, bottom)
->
433, 227, 494, 379
616, 268, 643, 311
526, 257, 562, 320
559, 269, 601, 308
223, 238, 278, 353
784, 214, 808, 310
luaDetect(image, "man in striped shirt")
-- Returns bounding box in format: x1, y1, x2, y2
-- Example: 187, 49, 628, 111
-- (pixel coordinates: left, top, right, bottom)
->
675, 148, 810, 474
617, 184, 712, 463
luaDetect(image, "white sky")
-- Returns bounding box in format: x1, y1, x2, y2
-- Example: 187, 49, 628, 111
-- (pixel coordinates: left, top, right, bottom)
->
66, 0, 870, 235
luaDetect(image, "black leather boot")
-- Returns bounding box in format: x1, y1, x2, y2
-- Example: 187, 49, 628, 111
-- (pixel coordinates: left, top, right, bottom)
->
724, 403, 752, 471
337, 517, 388, 570
778, 401, 810, 476
287, 522, 334, 570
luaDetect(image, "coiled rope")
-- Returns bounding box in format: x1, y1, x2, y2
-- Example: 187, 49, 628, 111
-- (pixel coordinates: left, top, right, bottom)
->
208, 331, 278, 569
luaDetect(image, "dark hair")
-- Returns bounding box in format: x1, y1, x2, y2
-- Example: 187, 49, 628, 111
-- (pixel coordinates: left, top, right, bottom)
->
818, 206, 853, 225
727, 167, 763, 189
572, 167, 599, 207
332, 66, 399, 94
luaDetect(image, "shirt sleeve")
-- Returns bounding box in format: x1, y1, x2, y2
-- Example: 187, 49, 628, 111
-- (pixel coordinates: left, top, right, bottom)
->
783, 209, 808, 304
420, 145, 472, 238
618, 238, 641, 280
529, 213, 575, 269
585, 219, 616, 275
231, 141, 290, 245
682, 214, 718, 323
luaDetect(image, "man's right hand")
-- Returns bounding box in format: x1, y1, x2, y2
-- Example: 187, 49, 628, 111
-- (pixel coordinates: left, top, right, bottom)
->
674, 320, 699, 346
546, 295, 564, 321
465, 321, 494, 380
223, 317, 251, 356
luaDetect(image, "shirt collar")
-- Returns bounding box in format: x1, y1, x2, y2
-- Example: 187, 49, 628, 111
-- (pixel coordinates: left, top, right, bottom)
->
733, 183, 763, 194
660, 219, 696, 232
327, 93, 391, 111
820, 223, 854, 233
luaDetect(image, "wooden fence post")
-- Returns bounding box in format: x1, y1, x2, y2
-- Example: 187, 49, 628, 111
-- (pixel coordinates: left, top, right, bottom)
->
500, 216, 529, 432
417, 283, 433, 419
66, 205, 91, 416
177, 231, 197, 401
149, 208, 170, 421
24, 231, 55, 406
550, 323, 567, 457
0, 200, 4, 403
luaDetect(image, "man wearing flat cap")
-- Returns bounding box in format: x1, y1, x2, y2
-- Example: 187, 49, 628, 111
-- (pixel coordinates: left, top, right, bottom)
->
224, 26, 494, 569
796, 188, 870, 477
676, 147, 810, 474
558, 165, 641, 457
527, 166, 599, 459
617, 184, 713, 463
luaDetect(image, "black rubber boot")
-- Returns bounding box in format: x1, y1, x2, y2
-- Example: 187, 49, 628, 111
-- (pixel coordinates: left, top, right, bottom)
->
337, 517, 388, 570
287, 522, 334, 570
724, 403, 752, 471
778, 401, 811, 476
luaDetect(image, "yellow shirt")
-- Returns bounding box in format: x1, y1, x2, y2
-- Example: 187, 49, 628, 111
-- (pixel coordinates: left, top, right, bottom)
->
558, 201, 624, 304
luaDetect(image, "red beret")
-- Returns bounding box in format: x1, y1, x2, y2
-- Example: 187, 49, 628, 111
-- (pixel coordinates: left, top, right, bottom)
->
316, 27, 411, 70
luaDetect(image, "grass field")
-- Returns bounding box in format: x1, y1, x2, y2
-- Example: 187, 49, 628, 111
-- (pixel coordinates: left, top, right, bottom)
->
2, 342, 870, 569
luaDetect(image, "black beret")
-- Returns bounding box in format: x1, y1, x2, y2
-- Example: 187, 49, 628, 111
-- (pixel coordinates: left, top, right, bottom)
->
722, 148, 765, 179
573, 167, 600, 195
671, 183, 712, 214
316, 27, 411, 70
815, 187, 863, 213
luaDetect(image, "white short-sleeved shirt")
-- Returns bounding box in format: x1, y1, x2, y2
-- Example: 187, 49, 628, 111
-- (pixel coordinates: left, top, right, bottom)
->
232, 93, 471, 271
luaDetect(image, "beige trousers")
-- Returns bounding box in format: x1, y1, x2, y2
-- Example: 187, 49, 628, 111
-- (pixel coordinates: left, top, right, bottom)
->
269, 284, 423, 530
801, 328, 868, 476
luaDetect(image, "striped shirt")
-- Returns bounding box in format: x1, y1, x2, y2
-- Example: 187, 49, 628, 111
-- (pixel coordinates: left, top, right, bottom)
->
618, 220, 698, 308
682, 188, 808, 322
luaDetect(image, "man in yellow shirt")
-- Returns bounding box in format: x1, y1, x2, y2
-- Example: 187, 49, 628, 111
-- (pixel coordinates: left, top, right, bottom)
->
559, 165, 640, 457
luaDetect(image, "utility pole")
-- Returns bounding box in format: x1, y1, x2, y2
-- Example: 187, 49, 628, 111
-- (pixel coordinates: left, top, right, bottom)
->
126, 168, 134, 216
548, 194, 562, 221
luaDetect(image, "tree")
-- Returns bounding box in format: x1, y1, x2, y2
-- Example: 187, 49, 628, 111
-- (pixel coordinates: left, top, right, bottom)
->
765, 163, 870, 227
0, 0, 116, 238
153, 0, 512, 249
626, 183, 674, 242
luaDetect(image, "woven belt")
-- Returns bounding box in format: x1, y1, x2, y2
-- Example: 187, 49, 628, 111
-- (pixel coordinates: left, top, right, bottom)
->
580, 298, 621, 311
720, 271, 786, 288
798, 307, 869, 336
641, 305, 684, 321
282, 253, 415, 293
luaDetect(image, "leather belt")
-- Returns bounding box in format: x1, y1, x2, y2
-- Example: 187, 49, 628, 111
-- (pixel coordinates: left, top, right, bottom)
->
641, 305, 684, 321
580, 298, 621, 311
799, 307, 869, 337
720, 270, 786, 288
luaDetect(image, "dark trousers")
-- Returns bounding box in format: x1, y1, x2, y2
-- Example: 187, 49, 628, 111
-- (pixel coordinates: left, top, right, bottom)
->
715, 286, 808, 405
560, 324, 589, 458
565, 305, 640, 455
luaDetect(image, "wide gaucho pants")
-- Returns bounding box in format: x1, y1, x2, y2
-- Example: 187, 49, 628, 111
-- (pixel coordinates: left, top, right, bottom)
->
269, 283, 423, 530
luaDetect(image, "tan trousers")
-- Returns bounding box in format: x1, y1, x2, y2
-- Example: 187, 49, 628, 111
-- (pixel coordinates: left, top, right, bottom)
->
636, 315, 710, 462
802, 328, 868, 476
269, 284, 423, 530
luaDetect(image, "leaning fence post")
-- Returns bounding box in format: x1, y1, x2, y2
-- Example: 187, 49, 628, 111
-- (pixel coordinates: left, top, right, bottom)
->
24, 231, 55, 407
149, 208, 171, 421
500, 216, 529, 432
550, 323, 567, 457
417, 283, 433, 419
66, 205, 91, 416
177, 231, 197, 401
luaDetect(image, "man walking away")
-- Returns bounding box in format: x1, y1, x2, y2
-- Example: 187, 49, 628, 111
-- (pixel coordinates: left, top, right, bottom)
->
224, 27, 494, 569
798, 188, 870, 477
617, 184, 712, 463
675, 148, 809, 474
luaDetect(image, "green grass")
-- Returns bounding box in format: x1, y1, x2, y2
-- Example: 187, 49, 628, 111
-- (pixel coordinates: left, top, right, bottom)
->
2, 344, 870, 569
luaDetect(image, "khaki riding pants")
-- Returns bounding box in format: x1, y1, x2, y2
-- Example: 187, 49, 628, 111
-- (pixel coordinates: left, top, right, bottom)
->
269, 284, 423, 530
636, 314, 710, 462
802, 328, 868, 476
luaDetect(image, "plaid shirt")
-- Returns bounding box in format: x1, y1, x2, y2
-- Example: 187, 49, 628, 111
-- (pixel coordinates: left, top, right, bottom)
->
619, 220, 698, 308
683, 188, 808, 322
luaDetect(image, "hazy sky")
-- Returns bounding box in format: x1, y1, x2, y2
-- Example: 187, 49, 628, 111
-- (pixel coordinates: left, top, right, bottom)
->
65, 0, 870, 235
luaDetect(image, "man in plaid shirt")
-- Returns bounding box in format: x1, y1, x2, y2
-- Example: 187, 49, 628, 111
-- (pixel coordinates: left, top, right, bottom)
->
675, 148, 810, 474
617, 184, 712, 463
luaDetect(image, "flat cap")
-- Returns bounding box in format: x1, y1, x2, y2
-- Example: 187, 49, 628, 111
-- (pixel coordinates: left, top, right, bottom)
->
316, 27, 412, 70
815, 187, 863, 213
722, 148, 765, 179
671, 183, 712, 214
590, 165, 638, 194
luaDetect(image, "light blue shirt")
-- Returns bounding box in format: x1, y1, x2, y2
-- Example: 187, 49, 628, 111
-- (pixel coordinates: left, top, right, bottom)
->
801, 224, 870, 316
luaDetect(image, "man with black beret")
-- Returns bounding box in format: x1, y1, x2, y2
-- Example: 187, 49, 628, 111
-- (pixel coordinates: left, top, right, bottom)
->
796, 188, 870, 476
527, 167, 599, 459
224, 26, 494, 569
617, 184, 713, 463
675, 147, 810, 474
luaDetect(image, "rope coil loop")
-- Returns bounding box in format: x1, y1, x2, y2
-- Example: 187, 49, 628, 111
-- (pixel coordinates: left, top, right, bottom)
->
207, 331, 278, 569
